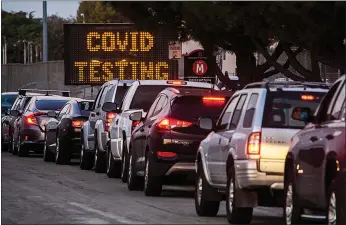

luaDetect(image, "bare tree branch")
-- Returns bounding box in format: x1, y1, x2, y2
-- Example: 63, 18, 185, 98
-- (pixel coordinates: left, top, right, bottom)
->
252, 38, 305, 80
256, 42, 284, 74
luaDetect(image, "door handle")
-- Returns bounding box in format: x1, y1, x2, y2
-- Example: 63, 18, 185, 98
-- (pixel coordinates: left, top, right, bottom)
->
115, 120, 118, 125
325, 134, 334, 140
310, 136, 318, 142
218, 138, 222, 145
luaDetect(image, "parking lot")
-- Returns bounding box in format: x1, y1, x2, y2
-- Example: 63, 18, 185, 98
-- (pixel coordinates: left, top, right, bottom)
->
2, 152, 283, 224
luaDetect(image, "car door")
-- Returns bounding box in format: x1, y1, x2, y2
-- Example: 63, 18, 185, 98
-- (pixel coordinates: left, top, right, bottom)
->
297, 80, 343, 205
132, 95, 161, 170
88, 86, 106, 146
218, 94, 248, 183
206, 95, 240, 185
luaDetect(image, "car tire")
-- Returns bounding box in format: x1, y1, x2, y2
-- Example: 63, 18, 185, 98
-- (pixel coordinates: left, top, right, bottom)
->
226, 165, 253, 224
121, 140, 129, 183
143, 153, 162, 197
17, 136, 29, 157
327, 179, 337, 225
284, 166, 303, 225
12, 136, 18, 155
55, 136, 70, 165
93, 141, 106, 173
80, 142, 93, 170
43, 134, 54, 162
194, 161, 220, 217
106, 143, 121, 178
127, 151, 142, 191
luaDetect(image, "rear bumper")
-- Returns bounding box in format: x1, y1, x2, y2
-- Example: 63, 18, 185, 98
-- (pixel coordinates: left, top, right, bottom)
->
234, 160, 284, 190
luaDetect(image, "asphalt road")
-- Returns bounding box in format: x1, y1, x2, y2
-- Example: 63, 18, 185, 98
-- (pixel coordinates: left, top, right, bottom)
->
2, 152, 283, 224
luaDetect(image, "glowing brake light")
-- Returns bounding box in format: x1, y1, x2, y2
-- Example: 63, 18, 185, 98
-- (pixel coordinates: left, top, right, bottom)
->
25, 112, 46, 126
157, 151, 177, 158
72, 120, 84, 128
167, 80, 187, 85
301, 95, 316, 101
247, 132, 261, 155
105, 112, 116, 132
157, 118, 192, 130
131, 121, 140, 133
202, 96, 226, 106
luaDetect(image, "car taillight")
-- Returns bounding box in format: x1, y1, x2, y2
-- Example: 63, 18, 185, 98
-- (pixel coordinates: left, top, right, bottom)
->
72, 120, 84, 128
131, 121, 140, 133
157, 118, 192, 130
105, 112, 116, 132
247, 132, 261, 155
157, 151, 177, 158
202, 96, 226, 106
25, 112, 45, 126
166, 80, 187, 85
301, 95, 318, 101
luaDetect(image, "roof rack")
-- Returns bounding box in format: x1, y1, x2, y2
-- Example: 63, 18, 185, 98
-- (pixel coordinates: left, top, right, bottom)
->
243, 81, 331, 91
18, 89, 70, 97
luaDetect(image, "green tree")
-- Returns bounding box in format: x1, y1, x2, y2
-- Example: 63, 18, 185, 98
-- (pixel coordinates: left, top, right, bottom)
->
76, 1, 129, 23
1, 10, 42, 63
108, 2, 345, 86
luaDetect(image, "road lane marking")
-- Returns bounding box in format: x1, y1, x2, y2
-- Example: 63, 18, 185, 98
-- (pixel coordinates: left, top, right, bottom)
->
69, 202, 146, 224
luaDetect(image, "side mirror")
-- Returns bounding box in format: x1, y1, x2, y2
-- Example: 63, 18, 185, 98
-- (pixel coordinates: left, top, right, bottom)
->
47, 110, 57, 118
198, 117, 214, 131
1, 107, 8, 115
129, 111, 142, 121
10, 110, 20, 117
292, 107, 312, 122
102, 102, 119, 113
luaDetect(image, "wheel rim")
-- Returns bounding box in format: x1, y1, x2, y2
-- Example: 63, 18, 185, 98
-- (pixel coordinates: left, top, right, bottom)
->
328, 192, 336, 225
197, 176, 202, 205
228, 177, 234, 213
285, 183, 293, 225
144, 159, 149, 189
107, 149, 111, 173
55, 137, 59, 161
128, 154, 132, 181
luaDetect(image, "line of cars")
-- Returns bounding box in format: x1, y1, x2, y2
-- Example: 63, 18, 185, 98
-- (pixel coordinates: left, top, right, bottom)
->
1, 76, 345, 225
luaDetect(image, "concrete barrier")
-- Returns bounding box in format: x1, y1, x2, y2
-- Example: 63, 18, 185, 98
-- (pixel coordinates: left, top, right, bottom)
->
1, 61, 100, 99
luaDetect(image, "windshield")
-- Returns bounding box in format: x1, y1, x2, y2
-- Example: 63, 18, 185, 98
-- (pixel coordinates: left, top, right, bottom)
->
262, 91, 327, 129
170, 96, 230, 122
1, 94, 17, 108
35, 99, 70, 111
78, 101, 94, 117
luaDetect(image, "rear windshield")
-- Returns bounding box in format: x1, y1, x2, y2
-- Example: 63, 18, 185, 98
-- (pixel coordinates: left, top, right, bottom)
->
129, 85, 172, 112
78, 101, 94, 117
114, 86, 129, 105
1, 94, 17, 108
35, 99, 70, 111
170, 96, 230, 122
262, 91, 326, 129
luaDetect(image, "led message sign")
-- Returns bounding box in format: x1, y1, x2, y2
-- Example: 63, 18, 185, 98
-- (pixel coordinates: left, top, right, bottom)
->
64, 24, 176, 85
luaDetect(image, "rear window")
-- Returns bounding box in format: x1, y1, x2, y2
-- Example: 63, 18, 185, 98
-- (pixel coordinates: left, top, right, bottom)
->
35, 99, 70, 111
1, 94, 17, 108
129, 85, 173, 112
79, 101, 94, 117
170, 96, 230, 122
262, 91, 327, 129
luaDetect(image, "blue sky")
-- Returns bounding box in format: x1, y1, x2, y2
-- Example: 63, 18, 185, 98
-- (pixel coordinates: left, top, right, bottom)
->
2, 1, 80, 18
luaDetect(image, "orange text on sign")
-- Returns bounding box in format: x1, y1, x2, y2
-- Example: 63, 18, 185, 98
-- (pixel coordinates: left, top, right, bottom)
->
86, 31, 154, 52
74, 60, 169, 82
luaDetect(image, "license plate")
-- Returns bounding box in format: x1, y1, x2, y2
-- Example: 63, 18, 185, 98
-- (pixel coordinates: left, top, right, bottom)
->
74, 128, 81, 132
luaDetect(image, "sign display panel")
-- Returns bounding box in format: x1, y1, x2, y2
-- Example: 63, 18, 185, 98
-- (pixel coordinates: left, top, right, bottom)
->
184, 50, 216, 84
64, 24, 176, 85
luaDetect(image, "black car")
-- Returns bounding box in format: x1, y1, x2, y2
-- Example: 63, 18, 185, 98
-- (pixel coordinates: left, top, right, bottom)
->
1, 92, 18, 116
126, 87, 234, 196
11, 95, 72, 157
43, 99, 94, 164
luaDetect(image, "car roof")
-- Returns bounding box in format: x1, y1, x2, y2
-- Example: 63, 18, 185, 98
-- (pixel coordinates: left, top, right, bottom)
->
1, 92, 18, 95
101, 80, 135, 87
132, 80, 218, 89
32, 96, 79, 101
163, 87, 234, 97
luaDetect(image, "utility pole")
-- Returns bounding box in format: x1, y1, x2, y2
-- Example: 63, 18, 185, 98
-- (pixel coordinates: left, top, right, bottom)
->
23, 40, 27, 64
43, 1, 48, 62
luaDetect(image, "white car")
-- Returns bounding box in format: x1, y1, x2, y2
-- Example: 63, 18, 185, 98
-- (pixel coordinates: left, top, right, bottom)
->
105, 80, 218, 181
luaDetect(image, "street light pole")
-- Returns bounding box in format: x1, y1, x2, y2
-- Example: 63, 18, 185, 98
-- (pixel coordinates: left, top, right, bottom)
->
43, 1, 48, 62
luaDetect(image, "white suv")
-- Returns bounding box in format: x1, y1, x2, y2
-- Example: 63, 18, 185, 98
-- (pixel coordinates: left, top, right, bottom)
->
105, 80, 218, 181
